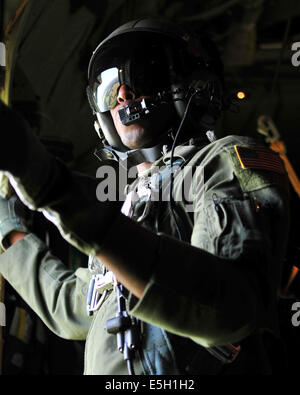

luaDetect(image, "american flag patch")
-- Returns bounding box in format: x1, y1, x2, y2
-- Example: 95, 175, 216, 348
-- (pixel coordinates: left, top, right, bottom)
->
234, 145, 285, 174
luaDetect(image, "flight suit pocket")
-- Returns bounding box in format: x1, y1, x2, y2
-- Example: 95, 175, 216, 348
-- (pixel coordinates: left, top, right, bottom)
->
204, 196, 268, 260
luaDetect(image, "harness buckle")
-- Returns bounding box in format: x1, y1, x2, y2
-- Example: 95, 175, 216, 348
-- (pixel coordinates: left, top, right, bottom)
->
86, 271, 115, 316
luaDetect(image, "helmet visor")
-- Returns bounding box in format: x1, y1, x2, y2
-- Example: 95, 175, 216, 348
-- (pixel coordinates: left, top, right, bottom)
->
89, 38, 172, 113
93, 67, 120, 112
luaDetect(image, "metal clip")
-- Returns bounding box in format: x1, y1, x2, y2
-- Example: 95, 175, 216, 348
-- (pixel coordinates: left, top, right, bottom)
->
206, 344, 241, 364
86, 271, 115, 316
94, 271, 115, 294
86, 275, 98, 316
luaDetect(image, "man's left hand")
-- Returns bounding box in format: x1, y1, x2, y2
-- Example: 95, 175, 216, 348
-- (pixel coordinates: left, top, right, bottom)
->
0, 194, 32, 250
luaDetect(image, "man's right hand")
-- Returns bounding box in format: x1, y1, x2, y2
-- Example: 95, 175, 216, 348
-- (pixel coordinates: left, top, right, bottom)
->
0, 101, 122, 257
0, 101, 37, 177
0, 100, 58, 208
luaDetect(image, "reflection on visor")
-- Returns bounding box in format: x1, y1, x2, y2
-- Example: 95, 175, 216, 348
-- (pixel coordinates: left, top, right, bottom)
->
94, 67, 120, 112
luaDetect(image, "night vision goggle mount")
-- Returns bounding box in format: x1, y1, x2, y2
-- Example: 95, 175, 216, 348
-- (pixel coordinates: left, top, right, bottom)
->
118, 98, 153, 126
117, 90, 173, 126
118, 76, 222, 128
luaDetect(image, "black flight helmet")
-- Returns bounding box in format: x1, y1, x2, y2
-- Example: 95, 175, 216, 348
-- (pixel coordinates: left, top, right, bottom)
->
87, 18, 224, 166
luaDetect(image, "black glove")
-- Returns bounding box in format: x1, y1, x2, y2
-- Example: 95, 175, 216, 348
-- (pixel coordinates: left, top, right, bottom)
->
0, 194, 32, 250
0, 101, 58, 204
0, 101, 42, 177
0, 101, 122, 256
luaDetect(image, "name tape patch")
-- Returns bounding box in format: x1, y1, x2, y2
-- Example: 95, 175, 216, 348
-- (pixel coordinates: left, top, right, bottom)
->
234, 145, 285, 174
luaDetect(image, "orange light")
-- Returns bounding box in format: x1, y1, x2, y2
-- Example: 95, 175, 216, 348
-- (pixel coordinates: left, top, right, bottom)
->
284, 265, 299, 295
237, 91, 246, 100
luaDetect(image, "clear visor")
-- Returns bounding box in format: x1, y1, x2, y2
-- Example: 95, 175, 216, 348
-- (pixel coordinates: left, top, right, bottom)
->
93, 67, 120, 112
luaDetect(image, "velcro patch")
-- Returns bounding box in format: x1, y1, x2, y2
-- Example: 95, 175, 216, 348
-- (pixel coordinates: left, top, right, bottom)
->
234, 145, 285, 174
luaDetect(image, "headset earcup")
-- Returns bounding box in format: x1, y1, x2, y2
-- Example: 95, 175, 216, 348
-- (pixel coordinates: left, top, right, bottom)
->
96, 112, 129, 152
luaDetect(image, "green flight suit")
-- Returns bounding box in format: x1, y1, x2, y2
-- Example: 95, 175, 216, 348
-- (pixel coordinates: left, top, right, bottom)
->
0, 135, 290, 374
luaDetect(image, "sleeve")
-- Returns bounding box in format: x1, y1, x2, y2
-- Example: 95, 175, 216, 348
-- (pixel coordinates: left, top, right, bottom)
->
0, 233, 92, 340
127, 145, 289, 347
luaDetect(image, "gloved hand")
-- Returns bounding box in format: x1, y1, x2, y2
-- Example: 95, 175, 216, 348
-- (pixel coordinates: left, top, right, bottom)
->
0, 100, 42, 177
0, 100, 58, 204
0, 194, 32, 250
0, 101, 122, 256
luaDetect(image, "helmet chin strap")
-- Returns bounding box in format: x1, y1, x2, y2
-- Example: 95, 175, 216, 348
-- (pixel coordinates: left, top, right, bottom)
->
94, 99, 178, 168
94, 125, 216, 169
112, 143, 166, 168
94, 133, 173, 169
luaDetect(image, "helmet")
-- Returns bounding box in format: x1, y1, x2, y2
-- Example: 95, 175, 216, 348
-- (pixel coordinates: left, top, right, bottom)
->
87, 18, 224, 166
